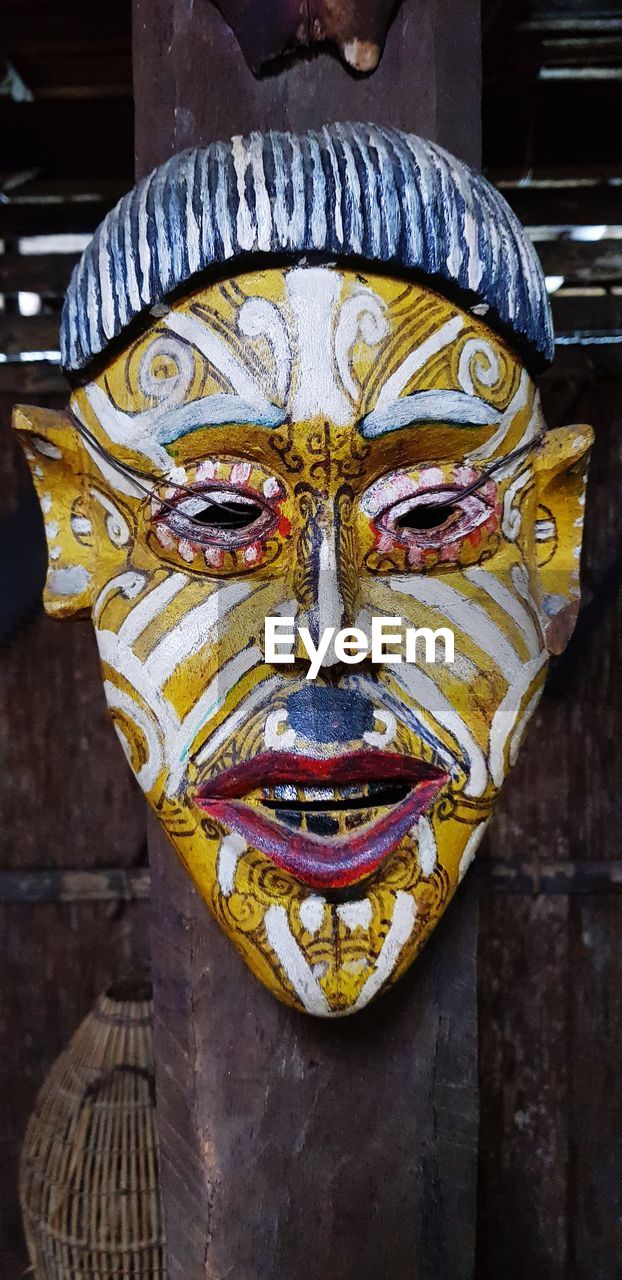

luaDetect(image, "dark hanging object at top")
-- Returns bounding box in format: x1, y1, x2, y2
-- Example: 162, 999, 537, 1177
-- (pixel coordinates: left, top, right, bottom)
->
211, 0, 401, 73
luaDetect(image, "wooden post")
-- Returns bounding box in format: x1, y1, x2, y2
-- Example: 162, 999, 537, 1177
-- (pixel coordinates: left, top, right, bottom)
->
133, 1, 481, 175
134, 3, 482, 1275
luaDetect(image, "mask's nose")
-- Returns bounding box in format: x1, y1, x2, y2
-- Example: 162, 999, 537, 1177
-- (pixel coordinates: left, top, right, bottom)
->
293, 500, 357, 669
285, 686, 376, 745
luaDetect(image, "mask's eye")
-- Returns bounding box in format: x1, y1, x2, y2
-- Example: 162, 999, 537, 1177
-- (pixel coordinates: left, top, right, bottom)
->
156, 485, 277, 548
187, 493, 265, 531
376, 485, 497, 557
394, 501, 458, 533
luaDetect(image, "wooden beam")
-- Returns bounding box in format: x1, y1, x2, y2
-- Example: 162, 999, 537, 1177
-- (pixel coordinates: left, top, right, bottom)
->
518, 15, 622, 34
552, 291, 622, 334
0, 867, 150, 903
483, 859, 622, 895
545, 341, 622, 379
150, 819, 479, 1280
7, 49, 132, 99
2, 859, 620, 904
499, 182, 622, 228
1, 175, 126, 201
134, 1, 482, 1277
134, 0, 482, 174
0, 315, 60, 355
0, 252, 80, 294
491, 164, 622, 184
536, 238, 622, 283
0, 201, 115, 238
0, 361, 67, 395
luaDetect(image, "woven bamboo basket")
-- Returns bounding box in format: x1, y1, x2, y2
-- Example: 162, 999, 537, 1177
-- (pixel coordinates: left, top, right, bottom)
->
19, 980, 167, 1279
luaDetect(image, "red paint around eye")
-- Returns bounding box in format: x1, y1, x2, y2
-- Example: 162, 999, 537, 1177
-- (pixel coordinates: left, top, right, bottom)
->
149, 460, 294, 574
203, 545, 225, 569
372, 475, 500, 570
155, 481, 277, 551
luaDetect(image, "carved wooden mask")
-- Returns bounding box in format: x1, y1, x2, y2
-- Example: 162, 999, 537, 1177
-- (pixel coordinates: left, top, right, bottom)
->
14, 125, 591, 1016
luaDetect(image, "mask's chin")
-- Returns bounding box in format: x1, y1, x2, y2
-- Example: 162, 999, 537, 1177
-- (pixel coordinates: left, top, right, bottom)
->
146, 749, 494, 1015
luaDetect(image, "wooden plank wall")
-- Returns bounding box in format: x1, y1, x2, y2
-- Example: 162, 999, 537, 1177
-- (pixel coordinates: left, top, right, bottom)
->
3, 2, 620, 1272
0, 378, 149, 1274
477, 348, 622, 1278
0, 134, 620, 1280
2, 339, 620, 1280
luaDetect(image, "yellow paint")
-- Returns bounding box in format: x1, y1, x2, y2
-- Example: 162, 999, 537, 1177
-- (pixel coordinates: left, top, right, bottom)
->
13, 268, 593, 1016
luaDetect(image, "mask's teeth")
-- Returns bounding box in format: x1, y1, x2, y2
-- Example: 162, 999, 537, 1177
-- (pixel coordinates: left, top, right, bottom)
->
273, 784, 297, 802
261, 780, 412, 814
346, 810, 371, 832
304, 812, 340, 836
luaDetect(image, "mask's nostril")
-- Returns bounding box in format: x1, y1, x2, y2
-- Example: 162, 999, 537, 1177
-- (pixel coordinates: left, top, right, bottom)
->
286, 687, 375, 744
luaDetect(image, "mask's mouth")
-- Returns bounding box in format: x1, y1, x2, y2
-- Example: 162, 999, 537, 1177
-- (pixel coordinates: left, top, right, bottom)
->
194, 751, 449, 890
261, 778, 411, 832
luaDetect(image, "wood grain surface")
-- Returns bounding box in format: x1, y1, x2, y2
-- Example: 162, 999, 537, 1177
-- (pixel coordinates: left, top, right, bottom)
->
475, 354, 622, 1279
0, 391, 149, 1275
149, 816, 478, 1280
133, 0, 482, 1275
133, 0, 482, 176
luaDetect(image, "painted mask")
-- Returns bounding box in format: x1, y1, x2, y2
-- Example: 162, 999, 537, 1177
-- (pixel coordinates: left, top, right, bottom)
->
14, 125, 591, 1016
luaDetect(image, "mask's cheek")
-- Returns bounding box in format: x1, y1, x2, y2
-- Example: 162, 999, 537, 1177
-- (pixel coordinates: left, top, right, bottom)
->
92, 564, 289, 820
91, 576, 183, 809
369, 576, 531, 795
95, 657, 169, 800
486, 650, 548, 792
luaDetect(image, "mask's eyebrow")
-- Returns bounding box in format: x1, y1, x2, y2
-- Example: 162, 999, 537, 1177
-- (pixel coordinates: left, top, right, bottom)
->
81, 382, 285, 469
359, 390, 500, 439
74, 420, 257, 527
155, 394, 286, 444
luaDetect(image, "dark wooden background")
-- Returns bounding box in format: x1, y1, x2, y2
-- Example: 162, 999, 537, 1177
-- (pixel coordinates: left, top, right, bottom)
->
1, 0, 621, 1276
2, 345, 620, 1280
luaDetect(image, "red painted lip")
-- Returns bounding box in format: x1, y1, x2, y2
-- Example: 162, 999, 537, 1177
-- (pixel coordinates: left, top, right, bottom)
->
194, 751, 448, 891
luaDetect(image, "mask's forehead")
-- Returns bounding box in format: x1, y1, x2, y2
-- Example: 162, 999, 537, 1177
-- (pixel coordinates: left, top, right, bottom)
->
73, 265, 539, 466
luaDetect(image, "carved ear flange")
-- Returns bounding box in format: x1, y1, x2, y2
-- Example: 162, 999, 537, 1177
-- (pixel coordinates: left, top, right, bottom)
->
12, 405, 95, 619
211, 0, 400, 73
533, 424, 593, 656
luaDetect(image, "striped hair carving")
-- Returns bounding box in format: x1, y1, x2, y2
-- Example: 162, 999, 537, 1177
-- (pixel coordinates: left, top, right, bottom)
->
61, 122, 554, 375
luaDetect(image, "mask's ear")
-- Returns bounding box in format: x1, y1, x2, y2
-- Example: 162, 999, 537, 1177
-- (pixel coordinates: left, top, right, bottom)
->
12, 405, 95, 618
531, 424, 593, 655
